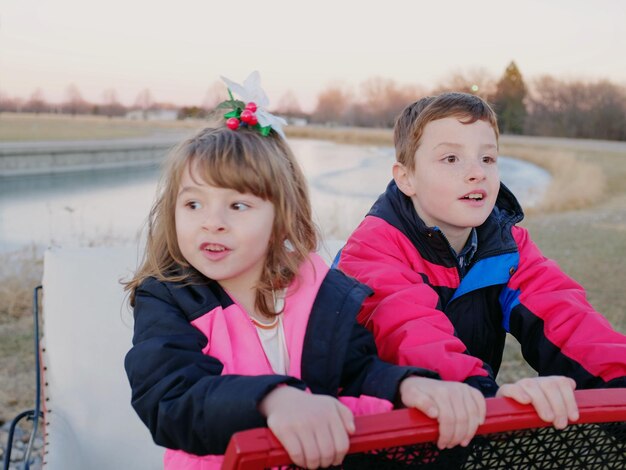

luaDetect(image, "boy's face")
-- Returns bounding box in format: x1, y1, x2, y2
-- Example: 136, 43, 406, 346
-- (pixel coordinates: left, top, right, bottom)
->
394, 116, 499, 246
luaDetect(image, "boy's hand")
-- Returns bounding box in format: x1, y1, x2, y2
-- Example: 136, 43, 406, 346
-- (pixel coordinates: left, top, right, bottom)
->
399, 376, 486, 449
259, 386, 355, 469
496, 376, 579, 429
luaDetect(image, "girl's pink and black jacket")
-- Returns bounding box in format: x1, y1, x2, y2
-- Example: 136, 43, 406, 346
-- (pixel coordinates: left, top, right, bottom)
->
124, 253, 437, 467
338, 181, 626, 396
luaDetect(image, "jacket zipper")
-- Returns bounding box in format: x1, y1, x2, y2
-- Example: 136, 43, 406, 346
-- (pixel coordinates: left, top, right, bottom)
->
431, 227, 463, 280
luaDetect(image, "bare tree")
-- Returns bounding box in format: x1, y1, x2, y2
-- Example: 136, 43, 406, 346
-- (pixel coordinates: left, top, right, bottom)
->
64, 84, 90, 115
0, 92, 23, 112
101, 88, 125, 117
276, 90, 303, 117
359, 77, 424, 127
432, 67, 496, 99
134, 88, 154, 119
24, 88, 48, 114
202, 81, 227, 112
586, 81, 626, 140
526, 77, 626, 140
311, 84, 354, 125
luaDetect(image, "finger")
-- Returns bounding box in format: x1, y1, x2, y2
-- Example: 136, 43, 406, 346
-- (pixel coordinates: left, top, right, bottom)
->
542, 381, 570, 429
407, 387, 439, 419
547, 377, 578, 428
561, 378, 579, 422
437, 415, 455, 449
522, 380, 555, 424
337, 402, 356, 434
328, 416, 351, 466
460, 389, 483, 447
297, 427, 322, 470
314, 423, 337, 469
448, 388, 471, 448
434, 392, 456, 449
497, 383, 532, 405
275, 430, 307, 469
472, 388, 487, 425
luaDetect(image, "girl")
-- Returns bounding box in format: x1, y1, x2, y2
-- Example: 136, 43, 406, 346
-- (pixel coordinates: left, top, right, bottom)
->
124, 80, 487, 469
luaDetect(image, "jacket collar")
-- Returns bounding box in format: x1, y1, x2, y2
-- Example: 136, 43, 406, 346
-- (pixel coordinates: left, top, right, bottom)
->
368, 180, 524, 262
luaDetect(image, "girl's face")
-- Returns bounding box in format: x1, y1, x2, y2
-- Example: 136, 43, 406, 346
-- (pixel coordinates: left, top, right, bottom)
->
175, 163, 275, 298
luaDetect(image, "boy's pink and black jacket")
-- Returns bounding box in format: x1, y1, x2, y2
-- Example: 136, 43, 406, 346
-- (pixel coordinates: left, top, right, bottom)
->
124, 253, 437, 463
338, 181, 626, 396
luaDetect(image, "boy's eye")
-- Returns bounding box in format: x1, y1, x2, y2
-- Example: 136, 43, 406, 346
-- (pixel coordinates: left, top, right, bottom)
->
482, 155, 497, 164
231, 202, 250, 211
444, 155, 458, 163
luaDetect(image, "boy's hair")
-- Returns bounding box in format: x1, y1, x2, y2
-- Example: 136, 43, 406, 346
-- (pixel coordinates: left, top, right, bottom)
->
125, 126, 318, 316
394, 92, 500, 171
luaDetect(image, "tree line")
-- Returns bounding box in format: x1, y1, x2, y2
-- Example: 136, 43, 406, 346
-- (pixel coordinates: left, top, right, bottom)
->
1, 62, 625, 141
309, 62, 626, 141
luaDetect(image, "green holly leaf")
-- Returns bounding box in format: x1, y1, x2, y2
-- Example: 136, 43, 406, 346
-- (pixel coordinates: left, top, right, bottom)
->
223, 109, 241, 119
258, 125, 272, 136
216, 99, 245, 110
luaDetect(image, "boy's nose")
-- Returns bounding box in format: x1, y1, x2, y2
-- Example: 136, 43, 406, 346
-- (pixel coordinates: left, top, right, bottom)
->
465, 160, 487, 182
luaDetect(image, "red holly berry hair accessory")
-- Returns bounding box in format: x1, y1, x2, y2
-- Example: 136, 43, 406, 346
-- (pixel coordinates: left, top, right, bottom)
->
217, 71, 287, 138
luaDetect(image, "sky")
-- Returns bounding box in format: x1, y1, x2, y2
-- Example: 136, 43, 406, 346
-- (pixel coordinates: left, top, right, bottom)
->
1, 0, 626, 112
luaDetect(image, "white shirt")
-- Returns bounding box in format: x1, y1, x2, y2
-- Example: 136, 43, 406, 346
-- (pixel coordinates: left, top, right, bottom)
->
252, 290, 289, 374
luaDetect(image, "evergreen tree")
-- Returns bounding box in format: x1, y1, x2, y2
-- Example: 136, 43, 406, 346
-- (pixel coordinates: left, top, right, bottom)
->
492, 61, 527, 134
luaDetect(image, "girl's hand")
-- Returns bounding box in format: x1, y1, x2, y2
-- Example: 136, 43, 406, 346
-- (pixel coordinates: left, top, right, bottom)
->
259, 386, 355, 469
399, 376, 486, 449
496, 376, 579, 429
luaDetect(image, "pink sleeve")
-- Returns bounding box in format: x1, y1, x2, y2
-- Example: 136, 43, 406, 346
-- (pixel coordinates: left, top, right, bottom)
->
339, 217, 490, 383
338, 395, 394, 416
509, 226, 626, 383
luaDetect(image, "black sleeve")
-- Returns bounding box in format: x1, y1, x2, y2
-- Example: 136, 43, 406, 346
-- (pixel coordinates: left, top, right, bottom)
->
124, 278, 306, 455
340, 320, 440, 403
302, 269, 439, 403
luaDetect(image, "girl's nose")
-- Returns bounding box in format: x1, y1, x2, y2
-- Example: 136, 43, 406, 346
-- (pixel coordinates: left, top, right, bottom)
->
201, 210, 227, 232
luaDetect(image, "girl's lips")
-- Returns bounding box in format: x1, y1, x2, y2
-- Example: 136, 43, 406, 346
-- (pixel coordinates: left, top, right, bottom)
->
199, 242, 231, 261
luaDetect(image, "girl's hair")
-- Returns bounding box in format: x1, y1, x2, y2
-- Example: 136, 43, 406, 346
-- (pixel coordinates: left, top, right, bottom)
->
124, 125, 318, 316
394, 92, 500, 172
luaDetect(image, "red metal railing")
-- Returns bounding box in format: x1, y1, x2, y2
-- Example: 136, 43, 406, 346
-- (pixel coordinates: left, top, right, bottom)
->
223, 388, 626, 469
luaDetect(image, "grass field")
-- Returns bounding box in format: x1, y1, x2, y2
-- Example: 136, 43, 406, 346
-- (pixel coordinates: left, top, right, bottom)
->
1, 114, 625, 423
0, 112, 199, 141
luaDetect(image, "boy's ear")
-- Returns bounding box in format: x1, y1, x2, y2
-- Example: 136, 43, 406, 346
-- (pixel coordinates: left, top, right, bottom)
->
392, 162, 416, 197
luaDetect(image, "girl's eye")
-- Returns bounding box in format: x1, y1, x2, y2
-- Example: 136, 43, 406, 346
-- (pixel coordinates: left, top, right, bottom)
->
444, 155, 458, 163
185, 201, 202, 210
231, 202, 250, 211
482, 155, 497, 164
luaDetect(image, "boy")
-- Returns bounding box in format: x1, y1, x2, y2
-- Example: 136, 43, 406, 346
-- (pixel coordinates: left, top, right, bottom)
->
338, 92, 626, 427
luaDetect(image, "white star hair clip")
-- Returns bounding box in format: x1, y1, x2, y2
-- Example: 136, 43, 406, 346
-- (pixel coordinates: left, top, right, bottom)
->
219, 71, 287, 138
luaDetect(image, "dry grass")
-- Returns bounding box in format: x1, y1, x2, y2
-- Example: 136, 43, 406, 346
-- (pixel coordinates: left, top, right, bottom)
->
286, 125, 394, 147
0, 245, 43, 319
498, 142, 606, 213
0, 315, 39, 421
0, 112, 199, 141
1, 119, 626, 423
0, 247, 44, 423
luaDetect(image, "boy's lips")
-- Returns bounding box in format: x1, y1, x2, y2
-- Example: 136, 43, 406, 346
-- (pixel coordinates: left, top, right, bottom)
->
459, 190, 487, 201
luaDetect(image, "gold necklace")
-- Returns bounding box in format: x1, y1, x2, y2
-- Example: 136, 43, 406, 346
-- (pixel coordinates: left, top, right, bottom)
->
250, 315, 279, 330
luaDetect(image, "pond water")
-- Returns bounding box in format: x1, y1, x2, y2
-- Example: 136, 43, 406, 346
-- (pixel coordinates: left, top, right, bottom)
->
0, 138, 550, 253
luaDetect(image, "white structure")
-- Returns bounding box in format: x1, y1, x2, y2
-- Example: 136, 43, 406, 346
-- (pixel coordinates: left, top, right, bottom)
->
38, 241, 344, 468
